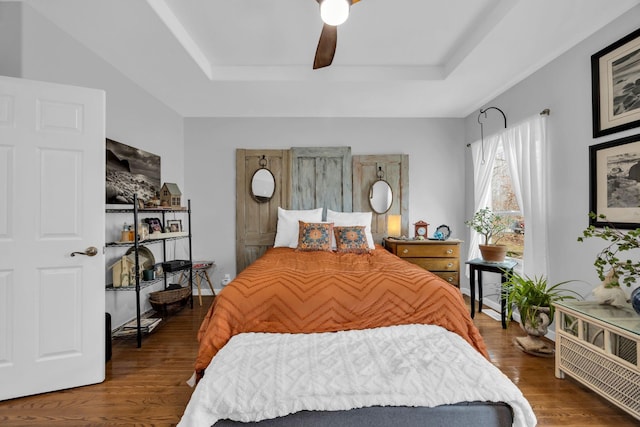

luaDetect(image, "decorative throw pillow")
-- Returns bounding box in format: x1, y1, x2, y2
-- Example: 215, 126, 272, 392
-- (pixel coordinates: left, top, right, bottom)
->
326, 209, 375, 250
297, 221, 333, 251
274, 207, 324, 248
334, 226, 370, 253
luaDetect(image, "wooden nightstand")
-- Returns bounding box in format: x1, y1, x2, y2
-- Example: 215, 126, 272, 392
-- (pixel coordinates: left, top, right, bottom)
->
383, 238, 462, 287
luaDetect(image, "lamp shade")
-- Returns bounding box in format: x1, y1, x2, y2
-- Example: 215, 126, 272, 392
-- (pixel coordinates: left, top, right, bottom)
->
320, 0, 350, 26
387, 215, 402, 237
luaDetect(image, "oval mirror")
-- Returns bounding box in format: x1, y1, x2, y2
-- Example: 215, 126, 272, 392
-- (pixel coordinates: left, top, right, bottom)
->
369, 180, 393, 214
251, 168, 276, 203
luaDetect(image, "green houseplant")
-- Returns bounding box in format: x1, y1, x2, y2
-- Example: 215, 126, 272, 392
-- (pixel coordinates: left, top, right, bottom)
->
504, 272, 581, 355
465, 207, 510, 261
578, 212, 640, 313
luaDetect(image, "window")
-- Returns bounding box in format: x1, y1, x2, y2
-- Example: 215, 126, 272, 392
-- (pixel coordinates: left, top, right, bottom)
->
491, 144, 524, 259
469, 114, 547, 276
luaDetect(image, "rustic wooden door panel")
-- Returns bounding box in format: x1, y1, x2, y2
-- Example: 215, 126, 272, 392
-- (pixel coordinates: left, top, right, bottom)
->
291, 147, 352, 214
236, 149, 290, 273
353, 155, 409, 243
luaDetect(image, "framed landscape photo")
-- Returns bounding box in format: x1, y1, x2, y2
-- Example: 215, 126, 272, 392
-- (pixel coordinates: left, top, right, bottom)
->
590, 134, 640, 228
106, 139, 161, 205
591, 27, 640, 138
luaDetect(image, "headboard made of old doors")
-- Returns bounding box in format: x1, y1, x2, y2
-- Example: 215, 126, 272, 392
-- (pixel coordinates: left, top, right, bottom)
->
236, 147, 408, 273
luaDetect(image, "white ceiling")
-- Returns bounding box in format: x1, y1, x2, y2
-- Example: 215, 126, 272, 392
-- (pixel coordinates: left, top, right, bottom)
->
20, 0, 640, 118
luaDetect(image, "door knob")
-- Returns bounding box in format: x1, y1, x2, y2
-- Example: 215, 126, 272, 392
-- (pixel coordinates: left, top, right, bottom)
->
71, 246, 98, 257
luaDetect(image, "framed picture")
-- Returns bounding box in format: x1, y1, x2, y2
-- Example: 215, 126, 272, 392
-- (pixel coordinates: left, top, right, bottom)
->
166, 219, 182, 232
106, 139, 161, 205
589, 134, 640, 228
144, 217, 163, 234
591, 27, 640, 138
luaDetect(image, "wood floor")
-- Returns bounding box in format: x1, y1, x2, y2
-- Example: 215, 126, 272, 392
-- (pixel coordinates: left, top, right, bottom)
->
0, 296, 637, 426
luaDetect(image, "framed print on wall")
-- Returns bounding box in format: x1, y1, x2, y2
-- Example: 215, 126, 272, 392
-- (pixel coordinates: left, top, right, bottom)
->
590, 134, 640, 228
591, 27, 640, 138
106, 138, 161, 205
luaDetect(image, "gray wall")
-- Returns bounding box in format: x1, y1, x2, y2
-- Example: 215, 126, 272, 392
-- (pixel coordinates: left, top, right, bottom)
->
463, 5, 640, 307
0, 2, 21, 77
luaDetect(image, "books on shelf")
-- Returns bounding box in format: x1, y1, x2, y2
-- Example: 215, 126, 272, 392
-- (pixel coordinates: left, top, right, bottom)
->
113, 317, 161, 337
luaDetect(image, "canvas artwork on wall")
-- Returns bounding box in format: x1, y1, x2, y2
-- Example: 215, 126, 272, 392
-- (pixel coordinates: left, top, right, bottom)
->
106, 138, 161, 205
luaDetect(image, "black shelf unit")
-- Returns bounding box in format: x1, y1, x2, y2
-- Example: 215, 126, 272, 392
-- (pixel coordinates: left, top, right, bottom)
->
106, 196, 193, 347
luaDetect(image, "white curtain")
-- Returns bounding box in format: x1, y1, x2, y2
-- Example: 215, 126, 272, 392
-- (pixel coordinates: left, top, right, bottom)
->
467, 114, 549, 277
467, 133, 502, 265
502, 114, 549, 276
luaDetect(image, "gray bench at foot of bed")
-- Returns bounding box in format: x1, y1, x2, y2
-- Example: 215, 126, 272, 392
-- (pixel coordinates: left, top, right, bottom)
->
213, 402, 514, 427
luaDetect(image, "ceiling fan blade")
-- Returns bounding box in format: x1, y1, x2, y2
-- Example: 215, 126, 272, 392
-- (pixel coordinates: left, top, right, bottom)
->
313, 23, 337, 69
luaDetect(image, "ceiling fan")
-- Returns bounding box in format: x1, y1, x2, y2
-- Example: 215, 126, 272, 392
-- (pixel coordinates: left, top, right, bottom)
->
313, 0, 361, 69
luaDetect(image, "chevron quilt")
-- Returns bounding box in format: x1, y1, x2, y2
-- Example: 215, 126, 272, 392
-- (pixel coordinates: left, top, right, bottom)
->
194, 246, 489, 379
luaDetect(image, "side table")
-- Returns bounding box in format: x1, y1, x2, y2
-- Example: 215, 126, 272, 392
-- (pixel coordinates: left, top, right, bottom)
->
179, 261, 216, 306
465, 257, 518, 329
554, 301, 639, 420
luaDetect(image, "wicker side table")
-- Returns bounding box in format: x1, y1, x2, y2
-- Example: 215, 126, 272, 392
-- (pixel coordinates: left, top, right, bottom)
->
554, 301, 640, 420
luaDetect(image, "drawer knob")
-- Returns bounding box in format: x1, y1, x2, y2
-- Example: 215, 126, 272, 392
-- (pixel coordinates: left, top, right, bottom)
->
447, 263, 453, 268
446, 249, 453, 254
402, 249, 409, 254
447, 277, 454, 282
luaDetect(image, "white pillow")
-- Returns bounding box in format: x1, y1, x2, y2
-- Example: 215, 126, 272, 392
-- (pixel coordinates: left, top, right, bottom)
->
274, 207, 323, 248
326, 209, 375, 249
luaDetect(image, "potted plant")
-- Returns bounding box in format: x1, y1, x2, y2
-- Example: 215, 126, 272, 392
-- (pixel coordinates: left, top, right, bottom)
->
465, 207, 510, 261
578, 212, 640, 314
504, 272, 581, 355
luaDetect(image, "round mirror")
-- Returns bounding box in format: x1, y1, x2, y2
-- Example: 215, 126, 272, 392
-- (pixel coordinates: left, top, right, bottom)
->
251, 168, 276, 203
369, 180, 393, 214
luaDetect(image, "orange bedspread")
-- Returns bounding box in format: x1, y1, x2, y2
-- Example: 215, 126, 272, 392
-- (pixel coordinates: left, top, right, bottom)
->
194, 246, 489, 378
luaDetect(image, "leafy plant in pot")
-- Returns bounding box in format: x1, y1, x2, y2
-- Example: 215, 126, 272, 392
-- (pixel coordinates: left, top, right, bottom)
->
504, 272, 581, 356
465, 207, 510, 262
578, 212, 640, 314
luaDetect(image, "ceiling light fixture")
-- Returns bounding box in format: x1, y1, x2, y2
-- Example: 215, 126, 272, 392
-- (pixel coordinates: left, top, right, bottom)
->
320, 0, 352, 26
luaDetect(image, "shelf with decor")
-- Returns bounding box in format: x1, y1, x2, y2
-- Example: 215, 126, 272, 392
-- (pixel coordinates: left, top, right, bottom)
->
105, 195, 193, 348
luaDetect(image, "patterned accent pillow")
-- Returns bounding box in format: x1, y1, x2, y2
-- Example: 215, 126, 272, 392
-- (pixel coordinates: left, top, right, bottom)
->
326, 210, 375, 250
297, 221, 334, 251
333, 226, 371, 253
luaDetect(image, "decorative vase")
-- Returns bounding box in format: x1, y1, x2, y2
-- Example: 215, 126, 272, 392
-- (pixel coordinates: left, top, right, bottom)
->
479, 244, 507, 262
632, 287, 640, 315
514, 306, 554, 357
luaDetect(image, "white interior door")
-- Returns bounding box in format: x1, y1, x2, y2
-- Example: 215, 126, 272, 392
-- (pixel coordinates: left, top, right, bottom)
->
0, 76, 105, 400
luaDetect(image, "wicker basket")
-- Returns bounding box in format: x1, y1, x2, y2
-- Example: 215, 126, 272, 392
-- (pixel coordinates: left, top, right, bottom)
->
149, 286, 191, 317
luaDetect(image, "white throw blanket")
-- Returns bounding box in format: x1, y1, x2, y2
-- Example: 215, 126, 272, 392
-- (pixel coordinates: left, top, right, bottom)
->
179, 324, 537, 427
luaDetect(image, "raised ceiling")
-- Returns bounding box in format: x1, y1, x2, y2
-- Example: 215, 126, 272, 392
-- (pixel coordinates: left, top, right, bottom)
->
21, 0, 640, 117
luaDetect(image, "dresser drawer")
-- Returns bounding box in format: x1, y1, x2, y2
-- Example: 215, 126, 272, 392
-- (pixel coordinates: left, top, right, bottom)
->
384, 238, 462, 288
395, 244, 459, 258
407, 258, 459, 271
433, 271, 459, 286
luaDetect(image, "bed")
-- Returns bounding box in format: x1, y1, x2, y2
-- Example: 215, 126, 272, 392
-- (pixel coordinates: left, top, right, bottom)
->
178, 231, 536, 426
